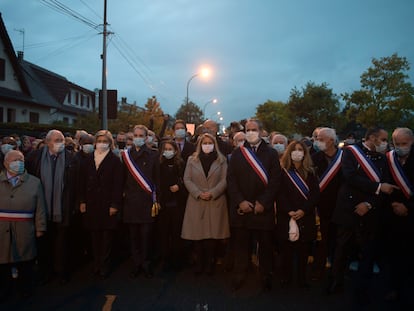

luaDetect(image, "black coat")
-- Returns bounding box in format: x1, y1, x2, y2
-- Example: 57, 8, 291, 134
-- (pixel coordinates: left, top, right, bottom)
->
276, 169, 320, 242
79, 151, 124, 230
159, 158, 186, 209
311, 149, 343, 220
26, 147, 79, 227
332, 143, 391, 228
175, 140, 195, 163
122, 146, 160, 224
227, 140, 281, 230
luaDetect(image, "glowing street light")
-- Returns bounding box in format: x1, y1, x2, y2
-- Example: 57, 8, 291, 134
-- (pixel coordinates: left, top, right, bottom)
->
186, 66, 211, 105
203, 98, 218, 117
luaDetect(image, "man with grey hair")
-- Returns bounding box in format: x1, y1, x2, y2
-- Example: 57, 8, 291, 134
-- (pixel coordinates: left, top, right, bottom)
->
384, 127, 414, 301
311, 127, 342, 280
26, 129, 79, 284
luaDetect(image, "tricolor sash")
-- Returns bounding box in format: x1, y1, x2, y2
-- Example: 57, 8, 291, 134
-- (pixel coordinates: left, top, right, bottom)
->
240, 146, 268, 186
122, 149, 160, 216
345, 145, 381, 182
284, 168, 309, 200
386, 150, 413, 199
0, 209, 34, 222
319, 149, 343, 192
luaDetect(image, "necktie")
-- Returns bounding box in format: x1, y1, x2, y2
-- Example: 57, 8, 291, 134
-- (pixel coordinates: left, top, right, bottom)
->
252, 146, 256, 153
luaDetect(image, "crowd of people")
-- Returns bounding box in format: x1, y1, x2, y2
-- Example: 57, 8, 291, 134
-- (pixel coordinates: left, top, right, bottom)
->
0, 118, 413, 307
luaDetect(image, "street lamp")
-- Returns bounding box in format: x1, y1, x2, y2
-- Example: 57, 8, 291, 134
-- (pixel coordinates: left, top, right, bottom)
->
186, 67, 211, 105
203, 98, 218, 117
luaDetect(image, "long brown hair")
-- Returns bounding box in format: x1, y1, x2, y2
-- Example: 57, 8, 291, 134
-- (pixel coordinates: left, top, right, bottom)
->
280, 140, 314, 180
159, 140, 184, 168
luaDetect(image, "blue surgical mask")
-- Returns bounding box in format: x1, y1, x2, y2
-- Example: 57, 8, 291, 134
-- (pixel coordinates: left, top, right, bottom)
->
395, 146, 410, 157
133, 137, 146, 147
9, 160, 25, 175
273, 143, 285, 155
163, 150, 175, 159
82, 144, 94, 154
175, 129, 186, 139
1, 144, 14, 155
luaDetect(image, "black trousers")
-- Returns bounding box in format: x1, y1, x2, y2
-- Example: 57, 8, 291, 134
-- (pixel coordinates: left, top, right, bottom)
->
331, 224, 378, 291
90, 229, 115, 276
0, 260, 34, 298
232, 227, 273, 277
128, 223, 153, 270
279, 239, 310, 284
313, 218, 337, 275
36, 222, 70, 280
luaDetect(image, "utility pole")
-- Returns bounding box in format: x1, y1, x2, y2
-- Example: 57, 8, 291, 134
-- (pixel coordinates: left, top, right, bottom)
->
14, 28, 25, 53
101, 0, 108, 129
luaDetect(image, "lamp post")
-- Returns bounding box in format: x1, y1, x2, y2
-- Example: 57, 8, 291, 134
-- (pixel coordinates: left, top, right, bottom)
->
186, 67, 211, 106
186, 73, 199, 106
203, 98, 218, 118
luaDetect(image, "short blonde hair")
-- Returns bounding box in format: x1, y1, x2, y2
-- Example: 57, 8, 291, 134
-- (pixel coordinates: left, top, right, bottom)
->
95, 130, 115, 150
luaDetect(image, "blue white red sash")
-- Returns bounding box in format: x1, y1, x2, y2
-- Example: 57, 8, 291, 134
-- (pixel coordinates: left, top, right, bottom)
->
0, 209, 34, 222
122, 149, 155, 200
319, 149, 343, 192
386, 150, 413, 199
284, 168, 309, 200
345, 145, 381, 182
240, 146, 268, 186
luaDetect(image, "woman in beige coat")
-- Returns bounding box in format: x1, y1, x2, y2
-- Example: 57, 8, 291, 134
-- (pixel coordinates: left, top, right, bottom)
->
181, 133, 230, 275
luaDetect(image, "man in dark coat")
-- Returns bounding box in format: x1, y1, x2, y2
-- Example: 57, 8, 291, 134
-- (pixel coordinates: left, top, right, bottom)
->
311, 127, 343, 280
384, 127, 414, 301
227, 118, 281, 290
122, 125, 160, 278
26, 129, 79, 284
329, 127, 397, 304
172, 119, 195, 163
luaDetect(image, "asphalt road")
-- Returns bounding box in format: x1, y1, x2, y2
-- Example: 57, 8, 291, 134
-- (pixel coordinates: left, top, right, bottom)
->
1, 257, 412, 311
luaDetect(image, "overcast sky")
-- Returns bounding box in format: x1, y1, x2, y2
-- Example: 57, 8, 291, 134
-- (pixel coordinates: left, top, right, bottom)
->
2, 0, 414, 125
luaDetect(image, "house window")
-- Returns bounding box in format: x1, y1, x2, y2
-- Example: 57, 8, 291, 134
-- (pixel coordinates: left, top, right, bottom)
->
29, 112, 39, 124
0, 58, 5, 81
68, 91, 71, 104
75, 93, 79, 106
87, 96, 90, 108
7, 108, 16, 122
63, 117, 69, 124
81, 95, 85, 107
0, 107, 3, 123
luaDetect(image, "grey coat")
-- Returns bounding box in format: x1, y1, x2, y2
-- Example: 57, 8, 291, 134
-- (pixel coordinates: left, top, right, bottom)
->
181, 155, 230, 240
0, 170, 47, 264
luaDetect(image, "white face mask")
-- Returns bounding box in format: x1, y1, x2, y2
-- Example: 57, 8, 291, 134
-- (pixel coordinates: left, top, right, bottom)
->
315, 140, 327, 152
291, 150, 304, 162
245, 131, 259, 144
163, 150, 175, 159
53, 142, 65, 154
375, 141, 388, 153
96, 143, 110, 152
395, 146, 411, 157
201, 143, 214, 154
82, 144, 94, 154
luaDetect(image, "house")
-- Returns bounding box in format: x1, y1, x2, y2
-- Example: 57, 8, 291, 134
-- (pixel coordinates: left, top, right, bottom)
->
0, 12, 96, 126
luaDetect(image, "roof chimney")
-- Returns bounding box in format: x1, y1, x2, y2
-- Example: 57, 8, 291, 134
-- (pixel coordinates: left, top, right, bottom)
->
17, 51, 24, 61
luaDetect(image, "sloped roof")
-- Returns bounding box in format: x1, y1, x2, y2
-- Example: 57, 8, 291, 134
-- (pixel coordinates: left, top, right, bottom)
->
0, 12, 31, 95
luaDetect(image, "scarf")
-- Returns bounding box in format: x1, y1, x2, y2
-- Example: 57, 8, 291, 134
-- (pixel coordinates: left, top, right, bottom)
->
40, 147, 65, 222
200, 151, 217, 177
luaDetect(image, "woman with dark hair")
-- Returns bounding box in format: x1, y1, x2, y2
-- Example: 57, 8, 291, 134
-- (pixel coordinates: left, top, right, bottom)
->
156, 140, 187, 271
276, 140, 320, 288
79, 130, 124, 279
181, 133, 230, 275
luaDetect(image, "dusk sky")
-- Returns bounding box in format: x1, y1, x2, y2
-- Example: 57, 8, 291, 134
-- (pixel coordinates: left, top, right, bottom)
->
2, 0, 414, 125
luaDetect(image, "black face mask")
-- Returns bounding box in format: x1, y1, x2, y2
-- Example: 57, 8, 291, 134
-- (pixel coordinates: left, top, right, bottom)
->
117, 142, 126, 149
66, 145, 74, 151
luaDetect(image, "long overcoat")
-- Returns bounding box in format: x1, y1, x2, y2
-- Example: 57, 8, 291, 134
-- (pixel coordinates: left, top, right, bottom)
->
227, 141, 281, 231
0, 171, 47, 263
79, 151, 124, 230
181, 154, 230, 240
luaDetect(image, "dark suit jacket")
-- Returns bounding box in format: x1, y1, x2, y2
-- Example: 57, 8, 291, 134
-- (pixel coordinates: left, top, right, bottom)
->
26, 147, 79, 227
332, 143, 390, 228
227, 140, 281, 230
175, 140, 195, 163
312, 149, 343, 220
79, 151, 124, 230
276, 169, 319, 242
122, 145, 160, 224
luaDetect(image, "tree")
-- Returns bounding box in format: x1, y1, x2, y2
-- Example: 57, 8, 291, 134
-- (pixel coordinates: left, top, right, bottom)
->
342, 53, 414, 129
287, 82, 341, 136
175, 100, 204, 126
255, 100, 295, 135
